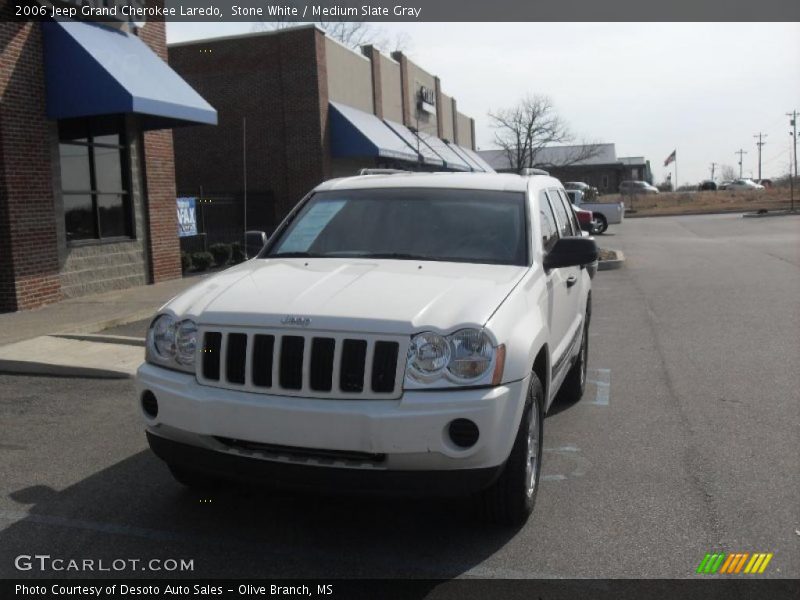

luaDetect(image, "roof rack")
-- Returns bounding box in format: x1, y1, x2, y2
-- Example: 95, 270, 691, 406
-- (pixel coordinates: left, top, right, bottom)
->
519, 167, 550, 176
358, 168, 410, 176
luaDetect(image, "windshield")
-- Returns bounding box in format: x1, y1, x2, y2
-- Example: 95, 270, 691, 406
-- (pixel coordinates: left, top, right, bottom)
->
266, 188, 528, 266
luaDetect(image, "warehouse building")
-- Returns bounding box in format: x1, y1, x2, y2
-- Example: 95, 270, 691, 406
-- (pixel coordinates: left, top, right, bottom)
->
169, 26, 493, 243
0, 2, 216, 312
479, 144, 652, 193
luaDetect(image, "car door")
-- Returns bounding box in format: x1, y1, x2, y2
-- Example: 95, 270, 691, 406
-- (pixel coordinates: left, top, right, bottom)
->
546, 189, 584, 386
537, 190, 573, 389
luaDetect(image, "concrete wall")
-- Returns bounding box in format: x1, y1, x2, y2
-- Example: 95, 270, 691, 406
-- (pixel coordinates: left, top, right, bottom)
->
457, 112, 474, 149
439, 92, 455, 142
378, 54, 403, 122
325, 37, 373, 114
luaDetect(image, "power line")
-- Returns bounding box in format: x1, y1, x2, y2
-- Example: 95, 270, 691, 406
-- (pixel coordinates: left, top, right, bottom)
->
754, 133, 767, 180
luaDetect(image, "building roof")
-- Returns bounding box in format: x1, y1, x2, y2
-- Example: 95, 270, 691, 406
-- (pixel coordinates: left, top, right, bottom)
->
479, 143, 619, 171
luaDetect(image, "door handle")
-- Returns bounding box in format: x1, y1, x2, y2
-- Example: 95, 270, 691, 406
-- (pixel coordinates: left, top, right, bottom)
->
566, 275, 577, 288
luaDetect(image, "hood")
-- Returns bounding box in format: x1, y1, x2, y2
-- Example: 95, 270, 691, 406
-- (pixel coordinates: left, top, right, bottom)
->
165, 258, 528, 335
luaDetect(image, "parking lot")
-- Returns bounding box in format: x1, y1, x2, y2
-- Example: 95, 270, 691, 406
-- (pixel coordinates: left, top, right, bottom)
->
0, 213, 798, 579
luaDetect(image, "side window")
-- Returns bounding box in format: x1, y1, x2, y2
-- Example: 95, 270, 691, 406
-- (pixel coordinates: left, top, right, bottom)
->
538, 191, 559, 252
558, 189, 580, 235
547, 189, 574, 238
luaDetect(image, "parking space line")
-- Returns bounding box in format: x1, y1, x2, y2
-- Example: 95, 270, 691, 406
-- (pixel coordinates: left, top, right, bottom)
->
587, 368, 611, 406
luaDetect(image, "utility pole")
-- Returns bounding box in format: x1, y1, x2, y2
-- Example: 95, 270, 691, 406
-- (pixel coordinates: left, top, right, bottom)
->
709, 162, 717, 181
753, 133, 767, 181
788, 110, 797, 212
787, 110, 798, 179
735, 149, 747, 178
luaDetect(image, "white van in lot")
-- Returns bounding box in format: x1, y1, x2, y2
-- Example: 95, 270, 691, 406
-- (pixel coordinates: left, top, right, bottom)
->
137, 172, 597, 525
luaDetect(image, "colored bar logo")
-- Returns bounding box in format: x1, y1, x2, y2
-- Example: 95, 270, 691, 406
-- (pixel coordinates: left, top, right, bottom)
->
696, 552, 773, 574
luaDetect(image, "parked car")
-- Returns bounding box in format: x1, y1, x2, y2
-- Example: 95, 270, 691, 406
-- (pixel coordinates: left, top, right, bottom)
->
564, 181, 599, 200
137, 172, 597, 526
718, 180, 733, 190
699, 180, 717, 191
565, 189, 624, 234
756, 179, 773, 188
727, 179, 765, 191
619, 180, 659, 195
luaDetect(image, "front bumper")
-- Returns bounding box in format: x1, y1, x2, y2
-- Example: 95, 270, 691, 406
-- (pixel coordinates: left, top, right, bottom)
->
136, 363, 528, 481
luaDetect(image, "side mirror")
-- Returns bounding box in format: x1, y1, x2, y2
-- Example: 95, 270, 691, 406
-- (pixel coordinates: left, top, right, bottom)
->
544, 237, 598, 270
245, 230, 268, 259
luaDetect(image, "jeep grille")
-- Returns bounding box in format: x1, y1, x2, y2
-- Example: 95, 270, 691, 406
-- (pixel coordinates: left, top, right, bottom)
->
197, 328, 406, 400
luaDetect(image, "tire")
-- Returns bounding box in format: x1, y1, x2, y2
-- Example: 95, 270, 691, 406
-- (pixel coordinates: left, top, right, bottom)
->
559, 316, 590, 404
483, 373, 544, 527
594, 213, 608, 234
168, 464, 220, 490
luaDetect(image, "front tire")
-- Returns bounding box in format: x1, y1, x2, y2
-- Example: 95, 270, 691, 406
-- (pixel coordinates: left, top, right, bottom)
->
483, 373, 544, 526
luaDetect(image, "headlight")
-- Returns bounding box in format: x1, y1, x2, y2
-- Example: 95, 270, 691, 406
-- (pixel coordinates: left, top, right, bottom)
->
149, 314, 177, 358
447, 329, 494, 381
175, 320, 198, 366
147, 314, 196, 373
406, 329, 501, 386
407, 332, 451, 381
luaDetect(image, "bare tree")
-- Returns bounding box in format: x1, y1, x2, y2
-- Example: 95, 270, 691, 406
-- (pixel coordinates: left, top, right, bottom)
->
719, 164, 738, 181
489, 95, 602, 171
253, 20, 411, 54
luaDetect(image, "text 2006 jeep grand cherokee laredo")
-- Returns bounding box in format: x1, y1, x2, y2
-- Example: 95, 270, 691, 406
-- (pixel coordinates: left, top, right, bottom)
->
137, 172, 597, 525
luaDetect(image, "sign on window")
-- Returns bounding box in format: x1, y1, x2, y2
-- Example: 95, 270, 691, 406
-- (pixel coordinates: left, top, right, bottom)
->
177, 197, 197, 237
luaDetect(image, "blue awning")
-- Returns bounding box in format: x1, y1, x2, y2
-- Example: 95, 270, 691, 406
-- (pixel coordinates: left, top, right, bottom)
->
416, 131, 471, 171
329, 102, 420, 162
41, 20, 217, 129
383, 120, 445, 167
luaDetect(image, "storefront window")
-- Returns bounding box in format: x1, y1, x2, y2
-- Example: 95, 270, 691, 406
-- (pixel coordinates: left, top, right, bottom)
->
59, 120, 132, 242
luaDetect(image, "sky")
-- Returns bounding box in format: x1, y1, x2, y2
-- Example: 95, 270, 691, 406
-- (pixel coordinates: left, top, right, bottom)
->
168, 22, 800, 185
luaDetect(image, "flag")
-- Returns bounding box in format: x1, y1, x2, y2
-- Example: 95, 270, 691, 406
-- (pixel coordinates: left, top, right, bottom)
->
664, 150, 676, 166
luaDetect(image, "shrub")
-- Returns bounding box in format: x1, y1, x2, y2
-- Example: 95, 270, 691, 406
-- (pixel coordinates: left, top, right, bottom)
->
231, 242, 246, 264
180, 251, 192, 273
192, 251, 214, 272
209, 243, 232, 267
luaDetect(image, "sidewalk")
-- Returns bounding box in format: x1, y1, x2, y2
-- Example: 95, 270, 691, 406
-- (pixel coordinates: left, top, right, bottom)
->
0, 275, 201, 347
0, 275, 208, 379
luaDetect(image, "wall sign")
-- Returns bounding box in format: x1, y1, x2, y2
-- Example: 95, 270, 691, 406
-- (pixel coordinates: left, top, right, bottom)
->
418, 86, 436, 114
177, 197, 197, 237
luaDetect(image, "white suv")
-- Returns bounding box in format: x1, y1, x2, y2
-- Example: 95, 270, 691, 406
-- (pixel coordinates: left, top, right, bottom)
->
137, 172, 597, 525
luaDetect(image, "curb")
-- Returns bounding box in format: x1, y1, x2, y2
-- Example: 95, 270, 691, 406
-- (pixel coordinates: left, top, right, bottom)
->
50, 333, 145, 347
0, 359, 131, 379
742, 210, 800, 219
598, 250, 625, 271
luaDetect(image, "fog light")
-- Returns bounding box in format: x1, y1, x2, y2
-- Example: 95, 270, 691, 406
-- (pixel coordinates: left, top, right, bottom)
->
141, 390, 158, 418
448, 419, 479, 448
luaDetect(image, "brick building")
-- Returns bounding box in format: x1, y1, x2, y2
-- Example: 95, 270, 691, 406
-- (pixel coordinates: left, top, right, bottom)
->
0, 3, 216, 312
169, 26, 493, 241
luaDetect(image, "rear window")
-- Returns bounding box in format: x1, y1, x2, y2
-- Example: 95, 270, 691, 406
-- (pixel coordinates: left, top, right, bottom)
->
267, 188, 529, 266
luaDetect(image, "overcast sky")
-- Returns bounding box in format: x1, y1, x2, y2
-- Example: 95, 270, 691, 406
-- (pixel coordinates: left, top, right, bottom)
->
168, 22, 800, 185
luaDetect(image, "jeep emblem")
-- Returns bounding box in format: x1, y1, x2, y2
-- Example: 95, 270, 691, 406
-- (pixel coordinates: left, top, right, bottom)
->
281, 315, 311, 327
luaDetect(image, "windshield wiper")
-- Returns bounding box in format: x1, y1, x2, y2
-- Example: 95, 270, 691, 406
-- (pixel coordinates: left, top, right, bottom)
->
269, 251, 324, 258
354, 252, 433, 261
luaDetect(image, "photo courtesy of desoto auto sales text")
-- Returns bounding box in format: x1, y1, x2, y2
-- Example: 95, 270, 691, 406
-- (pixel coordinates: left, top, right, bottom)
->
0, 0, 798, 598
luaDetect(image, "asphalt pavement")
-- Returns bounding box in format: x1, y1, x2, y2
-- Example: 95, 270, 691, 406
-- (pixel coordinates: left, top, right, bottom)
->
0, 213, 798, 579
